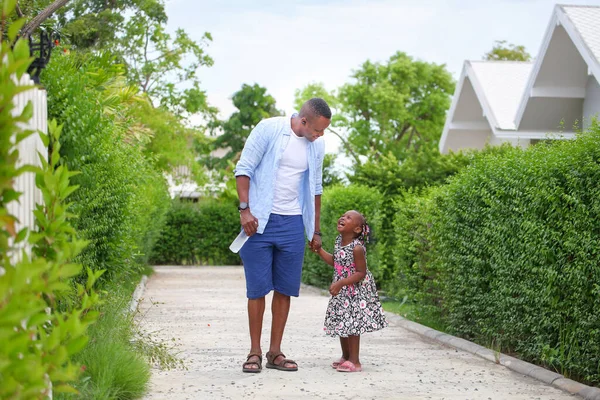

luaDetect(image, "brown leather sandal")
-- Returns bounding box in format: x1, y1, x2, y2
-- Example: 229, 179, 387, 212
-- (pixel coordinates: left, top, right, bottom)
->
242, 353, 262, 373
265, 351, 298, 371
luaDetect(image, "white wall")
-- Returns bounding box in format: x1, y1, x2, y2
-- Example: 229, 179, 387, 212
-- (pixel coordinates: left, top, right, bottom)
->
490, 136, 530, 149
443, 129, 493, 153
7, 74, 47, 261
583, 75, 600, 130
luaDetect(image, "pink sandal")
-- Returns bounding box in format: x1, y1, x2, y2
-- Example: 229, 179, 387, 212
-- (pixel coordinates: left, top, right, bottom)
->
331, 357, 346, 369
337, 360, 362, 372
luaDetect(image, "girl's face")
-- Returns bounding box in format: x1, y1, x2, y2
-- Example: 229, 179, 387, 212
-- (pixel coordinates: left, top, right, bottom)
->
337, 210, 363, 236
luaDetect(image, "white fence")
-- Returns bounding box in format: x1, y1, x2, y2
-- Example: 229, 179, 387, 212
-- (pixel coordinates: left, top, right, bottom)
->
7, 74, 47, 259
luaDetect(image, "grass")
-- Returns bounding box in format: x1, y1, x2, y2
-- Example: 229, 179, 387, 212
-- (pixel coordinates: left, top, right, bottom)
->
381, 298, 447, 332
56, 275, 150, 400
58, 267, 186, 400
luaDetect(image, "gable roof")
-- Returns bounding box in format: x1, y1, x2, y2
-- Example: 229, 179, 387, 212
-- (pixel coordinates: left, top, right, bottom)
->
438, 61, 532, 153
469, 61, 533, 130
440, 4, 598, 154
514, 4, 600, 127
561, 5, 600, 75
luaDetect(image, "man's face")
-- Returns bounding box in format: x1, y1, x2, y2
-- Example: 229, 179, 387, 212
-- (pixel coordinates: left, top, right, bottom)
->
299, 115, 331, 142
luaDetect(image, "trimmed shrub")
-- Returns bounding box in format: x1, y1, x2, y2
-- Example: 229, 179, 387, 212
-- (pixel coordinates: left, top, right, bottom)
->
430, 125, 600, 384
302, 185, 384, 288
387, 187, 444, 311
150, 200, 240, 266
42, 52, 170, 281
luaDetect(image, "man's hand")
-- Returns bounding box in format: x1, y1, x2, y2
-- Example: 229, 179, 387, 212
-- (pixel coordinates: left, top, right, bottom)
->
309, 234, 322, 252
329, 281, 343, 296
240, 209, 259, 236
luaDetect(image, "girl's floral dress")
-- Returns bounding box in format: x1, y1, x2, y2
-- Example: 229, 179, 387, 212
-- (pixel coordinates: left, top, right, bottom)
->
324, 235, 388, 337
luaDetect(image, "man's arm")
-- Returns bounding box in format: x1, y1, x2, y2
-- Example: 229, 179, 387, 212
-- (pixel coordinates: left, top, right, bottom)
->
235, 122, 268, 236
309, 194, 323, 252
314, 194, 321, 233
310, 141, 325, 251
236, 176, 258, 236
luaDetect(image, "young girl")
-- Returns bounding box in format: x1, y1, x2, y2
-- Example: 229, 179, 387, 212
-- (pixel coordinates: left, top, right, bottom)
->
315, 210, 388, 372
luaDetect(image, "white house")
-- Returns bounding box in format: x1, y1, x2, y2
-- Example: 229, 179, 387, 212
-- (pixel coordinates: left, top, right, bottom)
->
440, 4, 600, 154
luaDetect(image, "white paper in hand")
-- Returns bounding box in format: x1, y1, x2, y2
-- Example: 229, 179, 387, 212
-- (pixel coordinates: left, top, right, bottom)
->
229, 230, 249, 253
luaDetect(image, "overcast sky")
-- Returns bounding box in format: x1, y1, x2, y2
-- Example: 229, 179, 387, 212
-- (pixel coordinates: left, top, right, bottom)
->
165, 0, 600, 155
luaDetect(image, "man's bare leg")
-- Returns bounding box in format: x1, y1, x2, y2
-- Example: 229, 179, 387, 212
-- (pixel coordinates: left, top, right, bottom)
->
268, 291, 296, 368
245, 297, 265, 370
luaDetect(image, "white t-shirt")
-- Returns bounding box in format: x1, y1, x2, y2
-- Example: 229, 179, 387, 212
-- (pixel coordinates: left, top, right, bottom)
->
271, 128, 309, 215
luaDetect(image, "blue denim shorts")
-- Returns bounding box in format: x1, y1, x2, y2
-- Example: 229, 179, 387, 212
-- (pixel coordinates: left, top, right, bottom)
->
239, 214, 305, 299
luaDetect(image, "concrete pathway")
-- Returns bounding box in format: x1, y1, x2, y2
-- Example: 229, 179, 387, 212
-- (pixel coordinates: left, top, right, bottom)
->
139, 266, 574, 400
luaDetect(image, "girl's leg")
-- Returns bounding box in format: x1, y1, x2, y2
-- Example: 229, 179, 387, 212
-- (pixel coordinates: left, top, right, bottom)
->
347, 335, 361, 367
339, 337, 350, 360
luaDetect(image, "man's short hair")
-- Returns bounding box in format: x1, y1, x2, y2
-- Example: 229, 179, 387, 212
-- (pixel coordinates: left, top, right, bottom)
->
301, 98, 332, 120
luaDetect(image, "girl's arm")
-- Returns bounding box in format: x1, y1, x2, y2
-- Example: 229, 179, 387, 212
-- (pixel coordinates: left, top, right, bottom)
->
316, 246, 334, 266
330, 245, 367, 295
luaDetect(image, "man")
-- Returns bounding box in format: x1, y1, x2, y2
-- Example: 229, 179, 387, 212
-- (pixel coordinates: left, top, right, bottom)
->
234, 98, 332, 373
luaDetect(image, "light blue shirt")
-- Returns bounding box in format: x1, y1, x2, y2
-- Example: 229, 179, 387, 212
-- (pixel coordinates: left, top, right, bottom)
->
234, 115, 325, 239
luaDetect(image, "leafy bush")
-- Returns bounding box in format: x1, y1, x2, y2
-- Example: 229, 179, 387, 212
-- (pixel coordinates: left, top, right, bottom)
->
42, 52, 170, 281
302, 185, 384, 288
387, 188, 443, 309
351, 144, 517, 286
421, 126, 600, 384
350, 146, 471, 195
0, 31, 102, 397
151, 200, 241, 266
57, 278, 151, 400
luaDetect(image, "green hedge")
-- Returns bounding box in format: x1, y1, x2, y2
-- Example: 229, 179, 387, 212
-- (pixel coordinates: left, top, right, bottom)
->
386, 188, 443, 311
437, 127, 600, 383
42, 53, 170, 281
302, 185, 384, 288
390, 125, 600, 384
150, 200, 241, 266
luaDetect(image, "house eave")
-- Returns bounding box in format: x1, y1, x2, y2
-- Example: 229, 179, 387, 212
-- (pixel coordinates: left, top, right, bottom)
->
514, 5, 600, 129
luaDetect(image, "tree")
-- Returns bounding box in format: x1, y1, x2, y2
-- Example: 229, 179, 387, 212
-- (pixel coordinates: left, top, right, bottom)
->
323, 153, 343, 187
293, 82, 338, 111
484, 40, 531, 61
19, 0, 70, 37
20, 0, 216, 120
208, 83, 282, 169
55, 0, 134, 49
118, 0, 215, 118
350, 147, 470, 195
3, 0, 71, 39
337, 52, 455, 170
294, 82, 361, 166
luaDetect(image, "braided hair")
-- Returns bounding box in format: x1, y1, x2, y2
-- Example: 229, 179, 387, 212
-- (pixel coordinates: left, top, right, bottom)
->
355, 212, 371, 245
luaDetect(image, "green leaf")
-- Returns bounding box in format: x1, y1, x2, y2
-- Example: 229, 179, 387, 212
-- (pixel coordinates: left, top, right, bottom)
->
3, 189, 21, 203
13, 39, 30, 63
19, 102, 33, 122
59, 263, 82, 279
14, 227, 28, 244
7, 18, 26, 42
38, 131, 50, 147
15, 164, 39, 175
3, 0, 17, 16
65, 335, 88, 356
15, 129, 35, 144
52, 384, 79, 394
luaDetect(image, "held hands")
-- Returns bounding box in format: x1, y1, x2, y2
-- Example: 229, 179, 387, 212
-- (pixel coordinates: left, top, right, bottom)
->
329, 281, 343, 296
309, 234, 322, 253
240, 209, 259, 236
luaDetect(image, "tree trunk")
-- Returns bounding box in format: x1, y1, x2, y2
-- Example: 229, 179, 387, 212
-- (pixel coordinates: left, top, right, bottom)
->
20, 0, 71, 38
